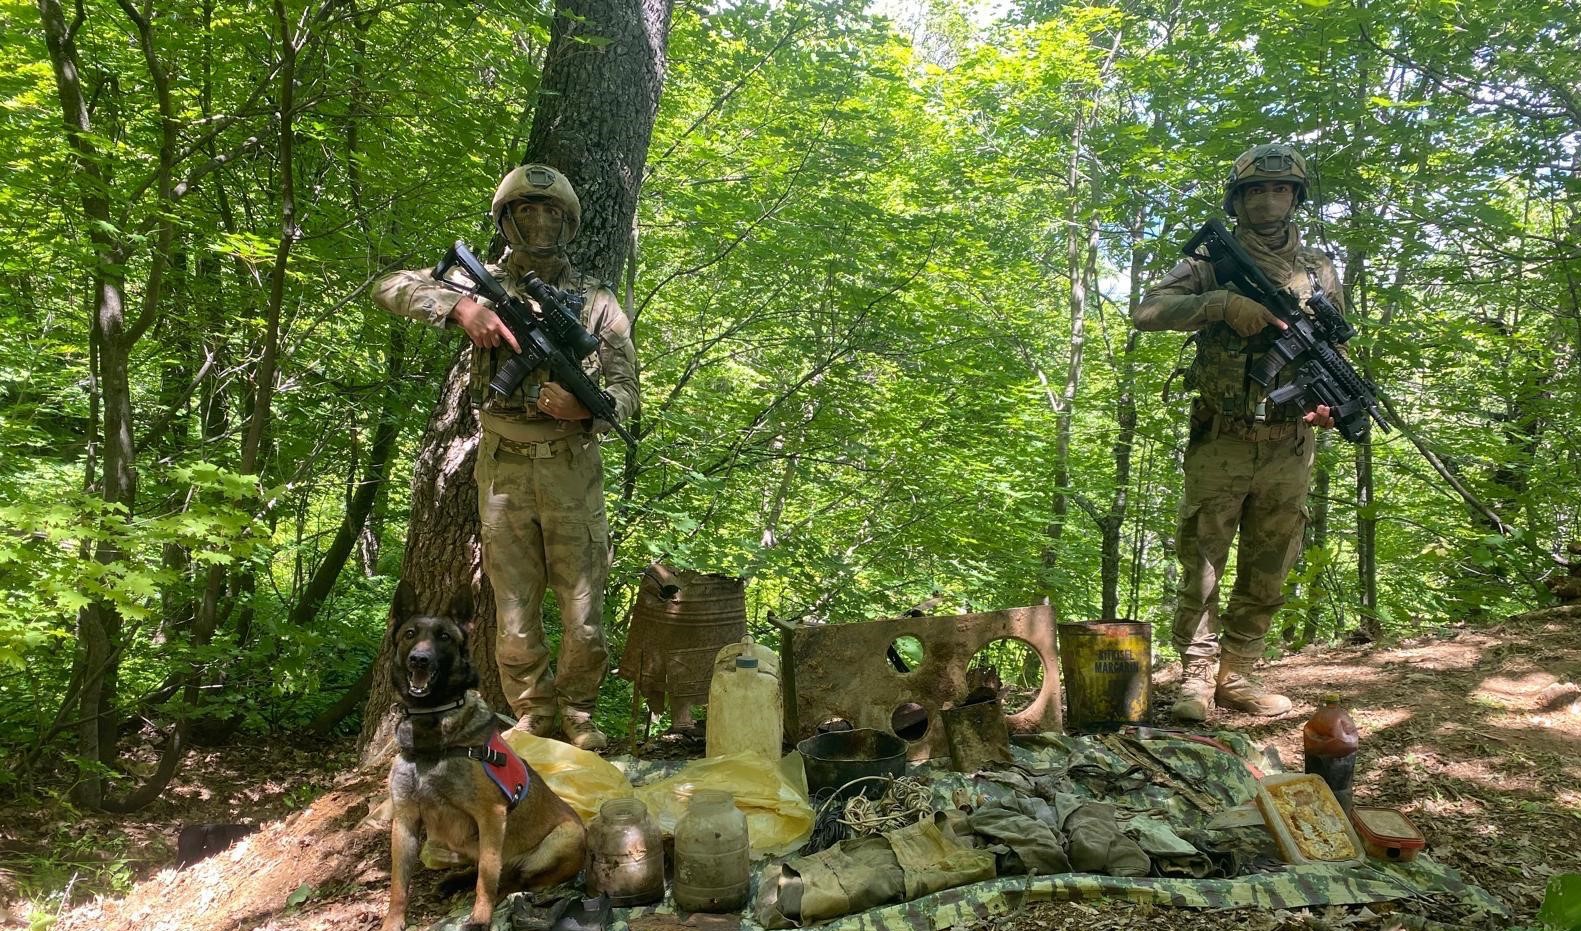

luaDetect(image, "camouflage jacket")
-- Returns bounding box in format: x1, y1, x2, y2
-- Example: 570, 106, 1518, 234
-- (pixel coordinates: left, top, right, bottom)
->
373, 249, 639, 439
1133, 226, 1344, 423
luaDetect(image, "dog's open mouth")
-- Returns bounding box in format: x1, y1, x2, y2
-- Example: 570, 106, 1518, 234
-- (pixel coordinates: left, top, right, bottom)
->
406, 665, 433, 698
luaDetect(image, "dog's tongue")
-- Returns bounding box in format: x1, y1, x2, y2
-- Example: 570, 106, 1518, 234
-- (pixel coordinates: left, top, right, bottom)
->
408, 666, 433, 696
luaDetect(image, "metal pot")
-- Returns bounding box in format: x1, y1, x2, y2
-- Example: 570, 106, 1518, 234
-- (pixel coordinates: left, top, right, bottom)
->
796, 728, 908, 801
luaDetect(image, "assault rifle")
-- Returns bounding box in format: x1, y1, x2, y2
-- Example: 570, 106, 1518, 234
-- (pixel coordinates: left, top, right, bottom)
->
1183, 218, 1389, 443
432, 241, 636, 448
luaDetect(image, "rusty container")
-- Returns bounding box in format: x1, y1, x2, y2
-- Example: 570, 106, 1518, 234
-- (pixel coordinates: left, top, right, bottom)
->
1056, 621, 1151, 732
941, 696, 1012, 773
618, 565, 747, 712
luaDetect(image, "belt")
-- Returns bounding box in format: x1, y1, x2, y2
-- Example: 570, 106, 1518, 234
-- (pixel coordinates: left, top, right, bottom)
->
496, 434, 583, 462
1214, 417, 1301, 443
480, 410, 581, 443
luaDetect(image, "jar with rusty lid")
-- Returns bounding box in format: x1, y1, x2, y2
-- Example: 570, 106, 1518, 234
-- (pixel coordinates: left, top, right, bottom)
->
672, 790, 750, 912
585, 798, 664, 906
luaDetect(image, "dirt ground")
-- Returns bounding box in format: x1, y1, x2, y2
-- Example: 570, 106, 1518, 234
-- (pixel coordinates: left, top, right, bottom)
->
4, 605, 1578, 931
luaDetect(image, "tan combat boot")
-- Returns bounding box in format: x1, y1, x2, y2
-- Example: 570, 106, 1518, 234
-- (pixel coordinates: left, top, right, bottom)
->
561, 713, 609, 752
1215, 659, 1293, 716
1171, 659, 1217, 723
509, 712, 559, 739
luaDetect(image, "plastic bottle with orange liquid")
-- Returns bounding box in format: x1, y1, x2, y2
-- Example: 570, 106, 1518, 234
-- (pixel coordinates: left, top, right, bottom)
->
1302, 693, 1360, 811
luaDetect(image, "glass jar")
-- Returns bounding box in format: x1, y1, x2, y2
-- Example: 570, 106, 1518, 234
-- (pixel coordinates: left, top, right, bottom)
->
672, 790, 750, 912
585, 798, 665, 906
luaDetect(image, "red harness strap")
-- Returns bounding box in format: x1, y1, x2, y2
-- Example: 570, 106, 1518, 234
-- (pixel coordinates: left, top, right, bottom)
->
474, 732, 531, 810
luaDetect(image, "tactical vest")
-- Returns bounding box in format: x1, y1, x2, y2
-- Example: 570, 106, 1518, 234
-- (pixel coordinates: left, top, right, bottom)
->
468, 272, 608, 421
1185, 247, 1330, 422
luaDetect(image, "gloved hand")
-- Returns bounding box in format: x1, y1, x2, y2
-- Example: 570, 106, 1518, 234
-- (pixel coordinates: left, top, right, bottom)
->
1205, 291, 1283, 338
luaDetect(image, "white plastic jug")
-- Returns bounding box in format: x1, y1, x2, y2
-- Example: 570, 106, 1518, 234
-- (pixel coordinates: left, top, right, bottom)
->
706, 637, 783, 760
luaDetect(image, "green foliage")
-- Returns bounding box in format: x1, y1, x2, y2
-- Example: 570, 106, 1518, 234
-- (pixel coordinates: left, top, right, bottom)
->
1540, 874, 1581, 931
1, 0, 1577, 823
6, 810, 138, 925
0, 467, 259, 663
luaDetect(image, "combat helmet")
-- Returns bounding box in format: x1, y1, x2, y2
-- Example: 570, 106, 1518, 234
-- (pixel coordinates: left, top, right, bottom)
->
1222, 143, 1309, 213
491, 163, 581, 244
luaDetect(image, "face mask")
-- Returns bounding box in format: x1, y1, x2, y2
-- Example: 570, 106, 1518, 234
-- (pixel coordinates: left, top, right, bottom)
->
505, 200, 565, 255
1235, 186, 1295, 234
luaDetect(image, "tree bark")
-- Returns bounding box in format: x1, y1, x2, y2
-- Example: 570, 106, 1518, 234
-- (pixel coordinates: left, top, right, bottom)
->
38, 0, 136, 807
1298, 435, 1332, 648
526, 0, 674, 283
358, 0, 674, 761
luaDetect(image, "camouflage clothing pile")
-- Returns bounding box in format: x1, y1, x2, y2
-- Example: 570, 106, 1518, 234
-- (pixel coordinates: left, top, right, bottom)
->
444, 733, 1505, 931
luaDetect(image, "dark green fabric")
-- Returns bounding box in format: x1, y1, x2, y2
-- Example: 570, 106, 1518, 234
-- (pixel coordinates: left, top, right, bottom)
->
1063, 802, 1150, 877
966, 796, 1071, 876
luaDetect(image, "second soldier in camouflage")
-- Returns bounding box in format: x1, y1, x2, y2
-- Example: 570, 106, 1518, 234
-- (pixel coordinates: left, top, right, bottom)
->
1134, 143, 1341, 722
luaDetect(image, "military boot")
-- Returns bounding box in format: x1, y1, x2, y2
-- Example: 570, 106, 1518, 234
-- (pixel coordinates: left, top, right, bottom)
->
561, 712, 609, 752
509, 712, 559, 739
1215, 659, 1293, 716
1171, 659, 1217, 723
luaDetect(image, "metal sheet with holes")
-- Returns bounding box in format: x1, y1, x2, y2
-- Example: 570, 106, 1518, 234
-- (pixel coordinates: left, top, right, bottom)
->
782, 605, 1063, 762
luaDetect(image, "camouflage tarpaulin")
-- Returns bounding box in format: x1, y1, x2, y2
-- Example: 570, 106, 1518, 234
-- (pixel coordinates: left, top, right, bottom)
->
448, 853, 1505, 931
436, 733, 1508, 931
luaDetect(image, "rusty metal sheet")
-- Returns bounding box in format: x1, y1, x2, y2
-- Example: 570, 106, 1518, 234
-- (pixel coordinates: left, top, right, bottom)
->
781, 605, 1062, 762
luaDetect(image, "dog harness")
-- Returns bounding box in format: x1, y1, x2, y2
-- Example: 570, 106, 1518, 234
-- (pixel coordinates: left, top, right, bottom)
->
475, 732, 531, 810
397, 702, 531, 810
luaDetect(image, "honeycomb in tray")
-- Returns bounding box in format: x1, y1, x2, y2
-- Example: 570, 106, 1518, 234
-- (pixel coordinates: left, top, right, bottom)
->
1267, 778, 1357, 861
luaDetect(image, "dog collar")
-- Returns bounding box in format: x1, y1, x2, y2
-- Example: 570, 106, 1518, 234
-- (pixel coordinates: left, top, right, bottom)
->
396, 697, 467, 717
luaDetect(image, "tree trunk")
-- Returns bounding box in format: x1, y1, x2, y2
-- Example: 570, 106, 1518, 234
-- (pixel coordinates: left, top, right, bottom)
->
288, 324, 405, 627
1356, 438, 1379, 638
357, 0, 673, 761
526, 0, 674, 283
1041, 113, 1089, 605
358, 353, 500, 759
38, 0, 137, 807
1103, 328, 1139, 621
1298, 435, 1331, 648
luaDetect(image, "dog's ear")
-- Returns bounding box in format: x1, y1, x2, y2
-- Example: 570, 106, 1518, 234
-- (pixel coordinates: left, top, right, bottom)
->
448, 586, 475, 640
393, 579, 420, 621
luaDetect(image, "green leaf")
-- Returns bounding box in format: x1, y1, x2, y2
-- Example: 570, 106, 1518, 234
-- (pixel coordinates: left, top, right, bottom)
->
1539, 874, 1581, 930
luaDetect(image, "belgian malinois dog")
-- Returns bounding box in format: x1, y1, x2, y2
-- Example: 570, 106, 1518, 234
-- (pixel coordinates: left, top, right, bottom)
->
381, 581, 585, 931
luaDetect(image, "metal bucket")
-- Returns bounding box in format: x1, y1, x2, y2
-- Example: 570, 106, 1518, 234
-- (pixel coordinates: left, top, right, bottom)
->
796, 728, 908, 801
1056, 620, 1151, 732
618, 565, 746, 707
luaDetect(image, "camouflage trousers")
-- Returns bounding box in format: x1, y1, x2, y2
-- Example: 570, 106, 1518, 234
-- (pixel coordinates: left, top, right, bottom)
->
476, 430, 612, 720
1172, 418, 1314, 664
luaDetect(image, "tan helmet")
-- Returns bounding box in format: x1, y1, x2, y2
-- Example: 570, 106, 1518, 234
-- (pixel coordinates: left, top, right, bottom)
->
1222, 143, 1309, 212
490, 163, 581, 243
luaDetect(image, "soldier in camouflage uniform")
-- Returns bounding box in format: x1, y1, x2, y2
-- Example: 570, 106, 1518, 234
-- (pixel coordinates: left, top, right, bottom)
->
374, 165, 639, 750
1133, 143, 1339, 722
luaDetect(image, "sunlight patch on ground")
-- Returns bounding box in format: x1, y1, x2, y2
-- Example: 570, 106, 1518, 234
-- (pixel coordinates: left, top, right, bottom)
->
1473, 670, 1571, 710
1410, 793, 1489, 818
1350, 706, 1411, 732
1371, 639, 1487, 672
1270, 662, 1387, 691
1388, 743, 1549, 797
